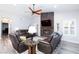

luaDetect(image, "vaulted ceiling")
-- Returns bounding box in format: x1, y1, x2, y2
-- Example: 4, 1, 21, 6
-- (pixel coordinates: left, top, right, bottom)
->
38, 4, 79, 12
0, 4, 79, 15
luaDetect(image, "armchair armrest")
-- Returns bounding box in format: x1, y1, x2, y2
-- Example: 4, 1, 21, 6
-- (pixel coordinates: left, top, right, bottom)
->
39, 40, 49, 45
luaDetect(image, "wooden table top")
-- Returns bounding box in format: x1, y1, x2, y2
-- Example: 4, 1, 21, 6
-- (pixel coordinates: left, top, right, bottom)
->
24, 39, 36, 46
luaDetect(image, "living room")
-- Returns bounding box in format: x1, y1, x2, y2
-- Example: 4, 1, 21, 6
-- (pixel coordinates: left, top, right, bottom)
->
0, 4, 79, 54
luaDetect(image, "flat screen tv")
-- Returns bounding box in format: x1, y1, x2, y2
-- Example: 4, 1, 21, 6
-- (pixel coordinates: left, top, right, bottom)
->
41, 20, 51, 26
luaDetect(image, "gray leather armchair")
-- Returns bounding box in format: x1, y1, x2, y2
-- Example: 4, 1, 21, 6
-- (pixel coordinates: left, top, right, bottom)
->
37, 32, 62, 54
9, 33, 28, 53
9, 29, 36, 53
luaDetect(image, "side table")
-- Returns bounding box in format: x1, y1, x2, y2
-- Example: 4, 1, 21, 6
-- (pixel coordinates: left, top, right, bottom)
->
24, 39, 36, 54
28, 43, 36, 54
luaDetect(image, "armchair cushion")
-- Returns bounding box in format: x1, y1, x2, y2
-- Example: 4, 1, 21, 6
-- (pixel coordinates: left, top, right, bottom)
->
18, 43, 28, 53
38, 41, 52, 54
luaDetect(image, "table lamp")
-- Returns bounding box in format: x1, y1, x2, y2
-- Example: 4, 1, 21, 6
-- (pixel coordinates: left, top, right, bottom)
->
28, 25, 37, 41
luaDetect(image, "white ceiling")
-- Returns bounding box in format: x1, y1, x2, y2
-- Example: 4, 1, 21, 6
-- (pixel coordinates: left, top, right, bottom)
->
0, 4, 79, 15
38, 4, 79, 12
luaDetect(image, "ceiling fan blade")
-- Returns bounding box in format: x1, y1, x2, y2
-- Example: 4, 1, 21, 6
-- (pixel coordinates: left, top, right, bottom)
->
34, 9, 42, 12
34, 12, 41, 15
28, 7, 33, 12
28, 4, 42, 15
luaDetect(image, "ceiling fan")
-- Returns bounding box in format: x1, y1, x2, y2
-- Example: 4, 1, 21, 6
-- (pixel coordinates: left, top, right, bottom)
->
29, 4, 42, 15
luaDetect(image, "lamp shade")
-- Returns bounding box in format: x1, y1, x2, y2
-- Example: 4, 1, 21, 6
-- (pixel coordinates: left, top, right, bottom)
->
28, 25, 37, 34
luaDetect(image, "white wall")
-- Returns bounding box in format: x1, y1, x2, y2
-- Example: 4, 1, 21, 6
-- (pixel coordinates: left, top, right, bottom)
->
29, 15, 41, 36
31, 11, 79, 44
0, 5, 33, 39
10, 15, 32, 32
54, 11, 79, 43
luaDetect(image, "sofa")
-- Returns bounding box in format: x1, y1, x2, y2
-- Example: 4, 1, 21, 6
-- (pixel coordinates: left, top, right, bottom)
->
16, 29, 30, 38
37, 32, 62, 54
16, 29, 37, 38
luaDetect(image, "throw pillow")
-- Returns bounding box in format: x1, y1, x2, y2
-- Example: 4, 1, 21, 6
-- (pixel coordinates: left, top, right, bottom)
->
20, 36, 27, 43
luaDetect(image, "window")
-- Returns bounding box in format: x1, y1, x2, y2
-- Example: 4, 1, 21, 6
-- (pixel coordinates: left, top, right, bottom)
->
63, 20, 76, 36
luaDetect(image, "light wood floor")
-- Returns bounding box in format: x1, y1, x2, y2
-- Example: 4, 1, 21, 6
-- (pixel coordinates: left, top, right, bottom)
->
0, 37, 79, 54
53, 41, 79, 54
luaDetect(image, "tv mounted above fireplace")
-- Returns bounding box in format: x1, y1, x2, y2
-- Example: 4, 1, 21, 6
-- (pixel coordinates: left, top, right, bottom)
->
41, 20, 51, 26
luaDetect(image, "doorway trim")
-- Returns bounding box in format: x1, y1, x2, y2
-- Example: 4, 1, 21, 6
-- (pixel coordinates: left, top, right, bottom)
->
0, 17, 12, 38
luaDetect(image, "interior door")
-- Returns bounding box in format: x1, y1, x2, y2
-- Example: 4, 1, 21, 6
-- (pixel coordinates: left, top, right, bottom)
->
2, 23, 9, 36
